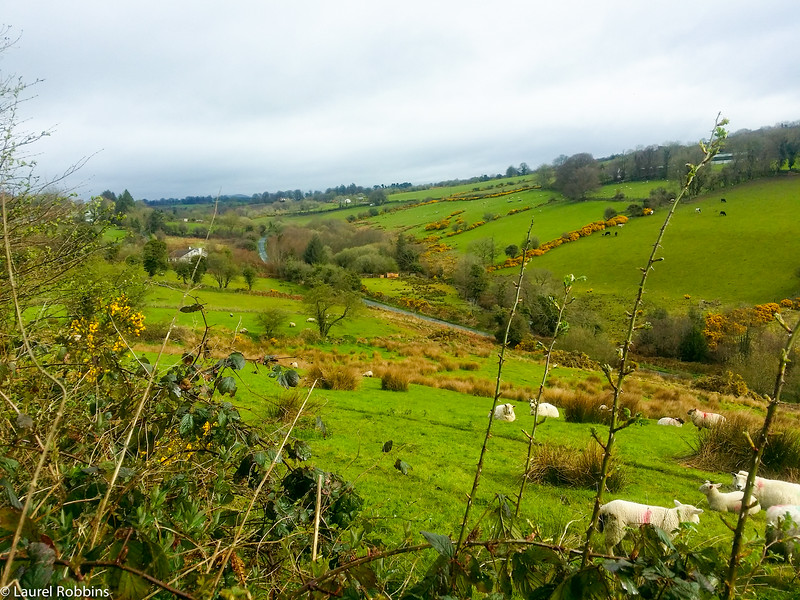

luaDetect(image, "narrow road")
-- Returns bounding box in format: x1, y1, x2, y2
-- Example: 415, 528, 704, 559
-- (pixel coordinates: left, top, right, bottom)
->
362, 298, 492, 338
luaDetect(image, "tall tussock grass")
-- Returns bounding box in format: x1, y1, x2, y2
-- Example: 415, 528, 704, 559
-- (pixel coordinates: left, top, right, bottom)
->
306, 363, 360, 390
525, 442, 627, 492
689, 412, 800, 479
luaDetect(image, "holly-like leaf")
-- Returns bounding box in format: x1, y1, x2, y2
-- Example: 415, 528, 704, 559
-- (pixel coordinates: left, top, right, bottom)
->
217, 376, 237, 396
421, 530, 454, 558
394, 459, 411, 475
179, 413, 194, 436
179, 303, 203, 313
227, 351, 246, 371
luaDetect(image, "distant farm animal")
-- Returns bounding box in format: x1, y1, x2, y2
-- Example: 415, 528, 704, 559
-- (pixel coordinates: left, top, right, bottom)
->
289, 322, 296, 327
698, 480, 760, 514
765, 505, 800, 562
695, 208, 702, 213
614, 231, 618, 236
687, 408, 726, 429
720, 211, 727, 216
598, 499, 703, 554
239, 328, 248, 334
363, 370, 373, 377
530, 402, 559, 418
229, 313, 233, 317
603, 231, 611, 236
490, 403, 516, 422
732, 471, 800, 509
657, 417, 684, 427
290, 362, 299, 368
721, 198, 727, 203
307, 317, 316, 322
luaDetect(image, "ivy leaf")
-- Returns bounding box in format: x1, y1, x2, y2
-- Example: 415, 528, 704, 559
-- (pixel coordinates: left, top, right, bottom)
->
394, 459, 411, 475
217, 376, 237, 396
420, 530, 454, 558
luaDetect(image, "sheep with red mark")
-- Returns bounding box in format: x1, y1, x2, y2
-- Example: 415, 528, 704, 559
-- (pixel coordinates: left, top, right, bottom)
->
698, 480, 760, 514
732, 471, 800, 509
687, 408, 726, 429
598, 499, 703, 554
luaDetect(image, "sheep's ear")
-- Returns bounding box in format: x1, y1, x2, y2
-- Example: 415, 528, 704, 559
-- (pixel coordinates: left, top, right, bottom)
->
693, 507, 704, 515
673, 499, 682, 507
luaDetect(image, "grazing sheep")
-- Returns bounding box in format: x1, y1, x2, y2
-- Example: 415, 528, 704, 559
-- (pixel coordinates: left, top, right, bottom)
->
598, 499, 703, 554
489, 403, 516, 422
289, 322, 296, 327
731, 471, 800, 509
239, 328, 248, 334
698, 480, 760, 514
306, 317, 316, 322
765, 505, 800, 562
687, 408, 726, 429
720, 210, 727, 216
362, 370, 373, 377
695, 207, 702, 213
657, 417, 684, 427
529, 401, 559, 418
721, 198, 727, 203
289, 362, 299, 368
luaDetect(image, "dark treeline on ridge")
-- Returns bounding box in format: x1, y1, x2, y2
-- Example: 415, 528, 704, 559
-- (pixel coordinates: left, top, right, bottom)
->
138, 121, 800, 207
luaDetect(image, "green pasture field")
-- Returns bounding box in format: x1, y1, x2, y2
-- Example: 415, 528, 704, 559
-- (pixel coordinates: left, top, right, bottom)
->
591, 179, 674, 199
140, 276, 416, 339
385, 176, 539, 204
224, 365, 749, 556
103, 227, 129, 242
493, 176, 800, 310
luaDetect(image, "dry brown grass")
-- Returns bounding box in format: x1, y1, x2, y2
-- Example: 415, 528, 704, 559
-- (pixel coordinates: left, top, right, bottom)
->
306, 363, 360, 391
381, 366, 410, 391
526, 442, 627, 491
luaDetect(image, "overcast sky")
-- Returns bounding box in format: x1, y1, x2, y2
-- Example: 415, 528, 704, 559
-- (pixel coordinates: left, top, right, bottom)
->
2, 1, 798, 200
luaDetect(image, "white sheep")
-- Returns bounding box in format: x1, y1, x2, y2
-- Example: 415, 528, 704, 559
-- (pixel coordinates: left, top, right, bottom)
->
289, 322, 296, 328
289, 362, 299, 368
657, 417, 684, 427
687, 408, 726, 429
489, 403, 516, 422
306, 317, 316, 322
765, 505, 800, 562
362, 370, 373, 377
529, 401, 559, 418
731, 471, 800, 509
698, 480, 760, 514
598, 499, 703, 554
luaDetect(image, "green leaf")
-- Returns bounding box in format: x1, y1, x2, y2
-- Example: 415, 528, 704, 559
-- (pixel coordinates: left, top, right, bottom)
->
19, 542, 55, 589
179, 413, 194, 437
421, 530, 454, 558
382, 440, 393, 453
180, 303, 203, 313
227, 351, 246, 371
394, 459, 412, 475
217, 376, 237, 396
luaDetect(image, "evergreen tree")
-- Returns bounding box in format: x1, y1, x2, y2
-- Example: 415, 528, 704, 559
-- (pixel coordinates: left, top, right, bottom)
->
142, 237, 168, 277
302, 234, 326, 265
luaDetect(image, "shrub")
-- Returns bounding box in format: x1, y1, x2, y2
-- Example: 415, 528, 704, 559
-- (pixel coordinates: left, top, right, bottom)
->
690, 412, 800, 478
307, 363, 359, 390
526, 442, 627, 491
381, 367, 410, 391
693, 370, 751, 397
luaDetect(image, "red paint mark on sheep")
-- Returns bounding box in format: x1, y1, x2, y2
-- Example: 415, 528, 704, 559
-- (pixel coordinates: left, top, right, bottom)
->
643, 508, 652, 524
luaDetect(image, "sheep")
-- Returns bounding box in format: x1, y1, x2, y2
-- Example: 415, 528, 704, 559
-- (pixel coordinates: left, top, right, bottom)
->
687, 408, 726, 429
695, 207, 702, 213
306, 317, 316, 323
765, 505, 800, 562
719, 210, 727, 216
731, 471, 800, 509
363, 370, 373, 377
657, 417, 684, 427
239, 327, 248, 334
698, 480, 760, 514
489, 403, 516, 422
529, 401, 559, 418
289, 362, 299, 368
720, 198, 727, 203
598, 499, 703, 554
289, 322, 296, 327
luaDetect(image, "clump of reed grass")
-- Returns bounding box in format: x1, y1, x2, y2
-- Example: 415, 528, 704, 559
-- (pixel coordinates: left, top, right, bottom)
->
525, 442, 627, 492
381, 366, 410, 391
689, 412, 800, 479
306, 363, 359, 391
265, 389, 320, 423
